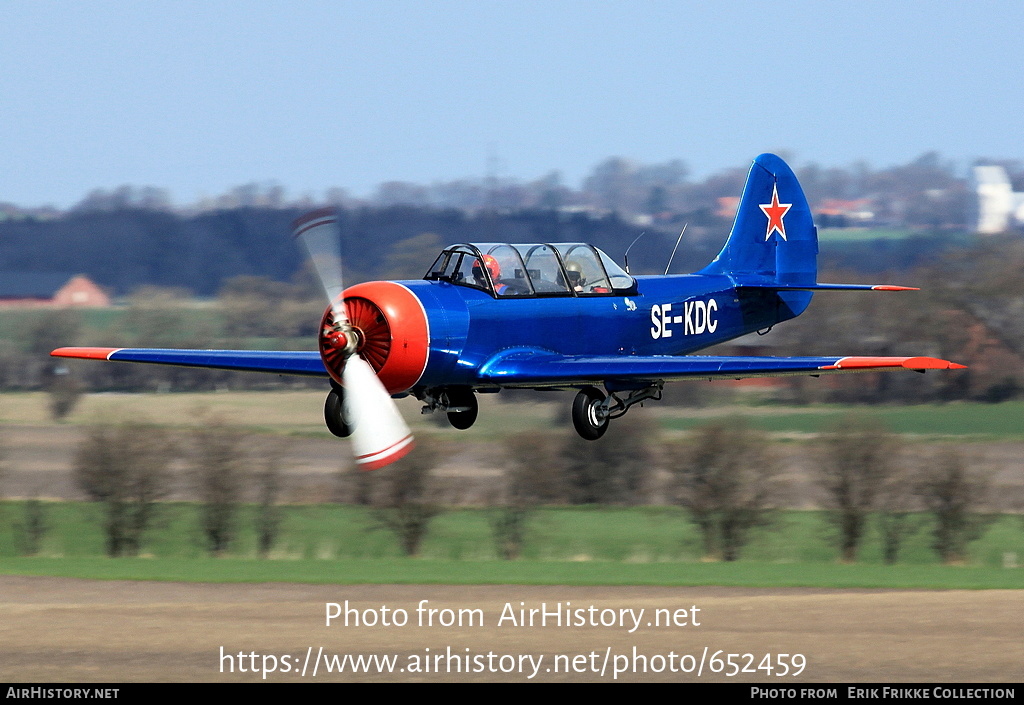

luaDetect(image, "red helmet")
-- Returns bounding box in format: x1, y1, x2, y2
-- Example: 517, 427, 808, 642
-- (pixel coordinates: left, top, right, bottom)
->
472, 254, 501, 281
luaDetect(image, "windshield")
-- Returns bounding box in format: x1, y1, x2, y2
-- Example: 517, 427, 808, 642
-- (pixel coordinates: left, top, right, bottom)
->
425, 242, 634, 297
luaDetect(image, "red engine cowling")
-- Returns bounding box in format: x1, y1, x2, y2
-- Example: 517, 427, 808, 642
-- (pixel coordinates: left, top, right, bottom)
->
319, 281, 429, 395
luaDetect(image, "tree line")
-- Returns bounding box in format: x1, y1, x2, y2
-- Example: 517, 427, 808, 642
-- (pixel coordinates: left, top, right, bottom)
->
0, 205, 675, 297
2, 150, 1013, 297
6, 150, 998, 229
2, 414, 1005, 566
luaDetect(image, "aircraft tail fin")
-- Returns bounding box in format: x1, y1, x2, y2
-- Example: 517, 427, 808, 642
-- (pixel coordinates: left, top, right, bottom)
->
699, 153, 816, 287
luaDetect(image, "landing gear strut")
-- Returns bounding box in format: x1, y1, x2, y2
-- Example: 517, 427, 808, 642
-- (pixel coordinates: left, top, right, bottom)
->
570, 383, 663, 441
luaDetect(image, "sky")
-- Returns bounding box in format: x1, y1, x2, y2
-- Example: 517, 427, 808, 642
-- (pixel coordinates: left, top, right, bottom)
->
2, 1, 1023, 208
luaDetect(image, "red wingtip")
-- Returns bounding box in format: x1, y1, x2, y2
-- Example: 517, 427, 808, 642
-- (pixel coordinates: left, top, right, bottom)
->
901, 356, 962, 370
50, 347, 120, 360
870, 285, 920, 291
822, 356, 967, 371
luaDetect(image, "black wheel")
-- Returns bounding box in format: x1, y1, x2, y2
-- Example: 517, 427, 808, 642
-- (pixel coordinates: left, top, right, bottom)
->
445, 387, 478, 430
572, 386, 608, 440
324, 387, 352, 438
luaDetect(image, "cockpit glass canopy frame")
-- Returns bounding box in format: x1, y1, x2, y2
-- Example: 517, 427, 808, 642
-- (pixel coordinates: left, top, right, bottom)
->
424, 242, 635, 298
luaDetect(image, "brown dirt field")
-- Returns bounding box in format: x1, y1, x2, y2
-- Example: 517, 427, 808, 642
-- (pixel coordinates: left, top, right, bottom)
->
0, 577, 1020, 683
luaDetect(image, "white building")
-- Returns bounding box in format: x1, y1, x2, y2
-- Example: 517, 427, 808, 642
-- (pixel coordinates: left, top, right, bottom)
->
973, 165, 1024, 234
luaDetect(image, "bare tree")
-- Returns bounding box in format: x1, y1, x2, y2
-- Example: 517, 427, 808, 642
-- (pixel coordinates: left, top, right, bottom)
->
3, 432, 45, 557
562, 415, 654, 505
489, 432, 562, 560
815, 415, 898, 562
507, 430, 567, 504
192, 422, 248, 556
18, 309, 83, 389
253, 439, 288, 558
74, 421, 176, 557
338, 463, 375, 505
488, 505, 529, 561
369, 439, 441, 557
48, 371, 83, 422
670, 420, 782, 561
0, 429, 8, 551
918, 447, 993, 564
14, 493, 47, 556
0, 426, 7, 499
875, 464, 924, 564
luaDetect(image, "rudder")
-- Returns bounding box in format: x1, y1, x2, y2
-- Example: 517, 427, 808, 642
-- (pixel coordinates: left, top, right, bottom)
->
699, 153, 816, 286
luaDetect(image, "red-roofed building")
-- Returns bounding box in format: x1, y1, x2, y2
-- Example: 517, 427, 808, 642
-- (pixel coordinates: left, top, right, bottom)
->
816, 198, 875, 225
0, 273, 110, 308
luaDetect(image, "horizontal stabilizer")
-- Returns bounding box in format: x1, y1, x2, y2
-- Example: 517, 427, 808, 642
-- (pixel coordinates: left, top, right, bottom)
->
738, 283, 919, 292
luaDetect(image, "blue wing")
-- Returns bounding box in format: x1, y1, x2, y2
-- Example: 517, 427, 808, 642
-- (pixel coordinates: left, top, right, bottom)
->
477, 349, 965, 387
53, 347, 965, 389
51, 347, 328, 377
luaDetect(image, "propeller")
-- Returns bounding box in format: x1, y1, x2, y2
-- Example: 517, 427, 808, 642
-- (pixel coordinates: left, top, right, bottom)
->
292, 209, 414, 470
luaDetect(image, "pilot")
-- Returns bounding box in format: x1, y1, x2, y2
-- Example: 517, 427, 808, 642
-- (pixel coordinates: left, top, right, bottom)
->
565, 261, 586, 291
472, 254, 505, 293
565, 260, 610, 293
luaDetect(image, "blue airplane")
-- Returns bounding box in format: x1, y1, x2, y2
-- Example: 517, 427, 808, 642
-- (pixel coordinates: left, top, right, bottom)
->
52, 154, 964, 469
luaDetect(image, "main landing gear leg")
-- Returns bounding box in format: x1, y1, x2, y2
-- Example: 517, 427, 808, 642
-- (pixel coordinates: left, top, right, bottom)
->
570, 383, 664, 441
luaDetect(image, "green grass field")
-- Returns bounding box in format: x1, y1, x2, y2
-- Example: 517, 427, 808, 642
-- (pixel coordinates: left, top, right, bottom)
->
658, 402, 1024, 439
0, 306, 222, 345
1, 502, 1021, 588
817, 227, 919, 242
1, 557, 1018, 589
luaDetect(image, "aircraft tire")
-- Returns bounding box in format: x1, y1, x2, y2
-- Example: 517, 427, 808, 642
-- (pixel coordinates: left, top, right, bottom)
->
446, 387, 478, 430
572, 386, 608, 440
324, 387, 352, 438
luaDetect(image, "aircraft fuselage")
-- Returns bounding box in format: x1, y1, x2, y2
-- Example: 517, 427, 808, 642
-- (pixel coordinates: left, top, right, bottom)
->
393, 275, 812, 393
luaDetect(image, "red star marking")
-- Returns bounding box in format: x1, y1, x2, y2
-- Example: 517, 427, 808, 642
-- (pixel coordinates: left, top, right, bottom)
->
759, 184, 792, 241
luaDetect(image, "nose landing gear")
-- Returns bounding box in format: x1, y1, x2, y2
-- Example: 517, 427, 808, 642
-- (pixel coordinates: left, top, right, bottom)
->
417, 386, 480, 430
324, 384, 352, 438
444, 387, 479, 429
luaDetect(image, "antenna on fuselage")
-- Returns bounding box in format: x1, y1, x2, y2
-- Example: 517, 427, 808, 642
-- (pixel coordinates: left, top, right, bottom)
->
623, 231, 646, 275
664, 224, 688, 275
